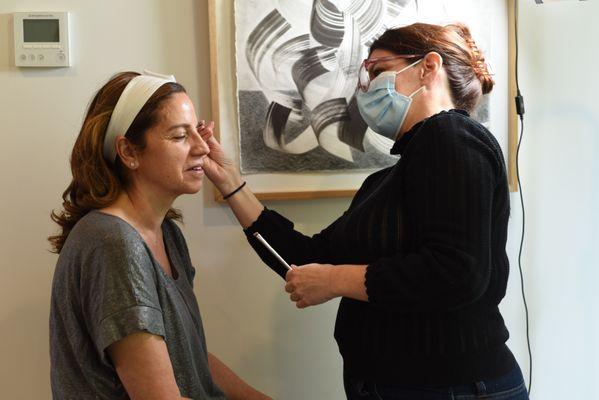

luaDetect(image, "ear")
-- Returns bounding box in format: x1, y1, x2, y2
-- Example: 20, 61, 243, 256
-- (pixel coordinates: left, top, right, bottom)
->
420, 51, 443, 84
115, 136, 139, 169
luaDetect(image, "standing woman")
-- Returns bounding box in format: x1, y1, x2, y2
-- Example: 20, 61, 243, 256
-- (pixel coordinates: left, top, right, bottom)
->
49, 71, 270, 400
202, 23, 528, 399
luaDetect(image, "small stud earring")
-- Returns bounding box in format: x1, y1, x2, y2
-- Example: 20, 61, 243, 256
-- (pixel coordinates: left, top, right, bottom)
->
130, 162, 135, 168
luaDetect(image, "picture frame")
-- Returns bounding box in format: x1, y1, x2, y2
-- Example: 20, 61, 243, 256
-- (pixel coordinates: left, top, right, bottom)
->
208, 0, 519, 201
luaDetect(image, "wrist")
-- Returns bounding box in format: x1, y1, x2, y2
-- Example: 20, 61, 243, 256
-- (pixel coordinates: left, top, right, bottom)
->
218, 175, 244, 196
329, 265, 368, 301
329, 265, 343, 298
222, 181, 247, 200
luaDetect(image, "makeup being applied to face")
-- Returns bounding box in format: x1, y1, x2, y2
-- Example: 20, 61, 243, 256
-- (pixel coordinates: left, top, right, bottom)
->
135, 92, 211, 198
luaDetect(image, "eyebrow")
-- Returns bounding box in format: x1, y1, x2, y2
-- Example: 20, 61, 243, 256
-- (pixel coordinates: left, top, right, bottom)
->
371, 59, 400, 71
167, 123, 201, 131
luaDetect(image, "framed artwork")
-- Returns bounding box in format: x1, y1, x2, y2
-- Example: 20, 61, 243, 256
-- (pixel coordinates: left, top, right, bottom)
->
208, 0, 518, 201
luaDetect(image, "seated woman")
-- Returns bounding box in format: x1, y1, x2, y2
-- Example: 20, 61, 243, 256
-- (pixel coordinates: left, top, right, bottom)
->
48, 71, 270, 400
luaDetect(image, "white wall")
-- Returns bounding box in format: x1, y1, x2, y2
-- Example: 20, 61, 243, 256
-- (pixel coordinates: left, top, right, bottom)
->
0, 1, 596, 399
500, 1, 599, 399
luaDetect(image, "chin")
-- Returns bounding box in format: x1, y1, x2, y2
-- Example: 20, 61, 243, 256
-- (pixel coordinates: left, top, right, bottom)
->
184, 182, 203, 194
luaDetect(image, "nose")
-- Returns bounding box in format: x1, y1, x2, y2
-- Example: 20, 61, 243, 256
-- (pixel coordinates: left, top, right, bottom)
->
190, 129, 210, 156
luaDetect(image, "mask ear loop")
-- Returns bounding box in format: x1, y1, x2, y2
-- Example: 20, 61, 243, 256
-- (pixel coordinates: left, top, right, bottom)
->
391, 58, 423, 77
408, 85, 426, 98
389, 58, 425, 98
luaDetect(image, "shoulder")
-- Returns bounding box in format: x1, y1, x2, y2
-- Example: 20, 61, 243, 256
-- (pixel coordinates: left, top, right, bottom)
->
68, 211, 145, 253
410, 110, 505, 172
362, 166, 395, 187
59, 211, 153, 277
53, 212, 162, 314
349, 165, 396, 207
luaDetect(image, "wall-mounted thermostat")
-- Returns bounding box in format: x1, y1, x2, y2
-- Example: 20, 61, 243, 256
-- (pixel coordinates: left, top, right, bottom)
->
13, 12, 71, 68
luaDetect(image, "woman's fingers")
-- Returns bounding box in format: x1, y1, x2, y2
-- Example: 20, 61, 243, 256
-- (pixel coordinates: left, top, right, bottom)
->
199, 120, 215, 140
283, 264, 334, 308
296, 301, 308, 309
198, 121, 234, 169
284, 283, 292, 293
289, 293, 301, 302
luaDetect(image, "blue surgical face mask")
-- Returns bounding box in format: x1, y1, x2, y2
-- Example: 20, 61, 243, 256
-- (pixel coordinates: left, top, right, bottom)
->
356, 59, 424, 139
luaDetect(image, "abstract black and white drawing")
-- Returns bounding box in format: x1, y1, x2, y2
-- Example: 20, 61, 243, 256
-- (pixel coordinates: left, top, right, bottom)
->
234, 0, 494, 173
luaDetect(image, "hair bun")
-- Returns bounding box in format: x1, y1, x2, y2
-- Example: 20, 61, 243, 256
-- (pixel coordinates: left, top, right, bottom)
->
449, 23, 495, 95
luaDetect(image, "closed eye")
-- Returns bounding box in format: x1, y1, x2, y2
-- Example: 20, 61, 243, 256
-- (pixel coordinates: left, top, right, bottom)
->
170, 132, 189, 140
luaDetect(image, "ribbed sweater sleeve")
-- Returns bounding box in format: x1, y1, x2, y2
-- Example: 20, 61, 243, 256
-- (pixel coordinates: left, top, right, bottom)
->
365, 117, 499, 311
243, 208, 340, 278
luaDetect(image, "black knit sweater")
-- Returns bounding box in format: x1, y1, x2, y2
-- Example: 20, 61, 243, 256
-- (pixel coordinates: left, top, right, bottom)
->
244, 109, 515, 385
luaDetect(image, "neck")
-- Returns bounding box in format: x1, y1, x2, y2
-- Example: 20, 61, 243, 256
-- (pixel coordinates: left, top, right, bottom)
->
103, 184, 175, 235
396, 88, 455, 139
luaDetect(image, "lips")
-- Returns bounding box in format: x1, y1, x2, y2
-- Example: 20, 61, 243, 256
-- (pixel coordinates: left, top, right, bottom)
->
185, 161, 204, 172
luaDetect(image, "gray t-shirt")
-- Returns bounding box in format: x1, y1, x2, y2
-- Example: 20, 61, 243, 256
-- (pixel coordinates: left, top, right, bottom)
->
50, 210, 226, 400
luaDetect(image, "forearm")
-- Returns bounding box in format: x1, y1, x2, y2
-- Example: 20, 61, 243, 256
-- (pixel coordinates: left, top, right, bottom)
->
207, 353, 271, 400
331, 265, 369, 302
224, 185, 264, 229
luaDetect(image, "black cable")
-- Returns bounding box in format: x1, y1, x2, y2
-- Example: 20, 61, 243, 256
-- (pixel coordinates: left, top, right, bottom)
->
516, 115, 532, 397
514, 0, 532, 396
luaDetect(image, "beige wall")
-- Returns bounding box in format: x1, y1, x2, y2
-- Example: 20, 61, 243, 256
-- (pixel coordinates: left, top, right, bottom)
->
0, 1, 347, 398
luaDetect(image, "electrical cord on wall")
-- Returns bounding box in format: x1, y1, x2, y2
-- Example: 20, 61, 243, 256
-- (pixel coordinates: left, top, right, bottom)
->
514, 0, 533, 396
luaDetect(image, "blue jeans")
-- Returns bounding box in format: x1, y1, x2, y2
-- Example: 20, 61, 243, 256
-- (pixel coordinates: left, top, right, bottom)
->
344, 365, 529, 400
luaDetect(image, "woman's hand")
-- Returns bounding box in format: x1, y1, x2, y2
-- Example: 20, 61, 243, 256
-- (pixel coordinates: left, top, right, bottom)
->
285, 264, 369, 307
198, 120, 243, 195
284, 264, 338, 308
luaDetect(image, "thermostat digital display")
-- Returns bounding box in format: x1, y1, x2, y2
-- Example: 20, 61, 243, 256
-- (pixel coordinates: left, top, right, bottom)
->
14, 12, 71, 67
23, 19, 60, 42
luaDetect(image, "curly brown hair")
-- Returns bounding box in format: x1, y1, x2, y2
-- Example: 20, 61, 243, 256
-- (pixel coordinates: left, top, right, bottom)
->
49, 72, 185, 253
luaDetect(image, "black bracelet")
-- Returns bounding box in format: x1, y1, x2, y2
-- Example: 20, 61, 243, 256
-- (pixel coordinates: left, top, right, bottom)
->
222, 181, 247, 200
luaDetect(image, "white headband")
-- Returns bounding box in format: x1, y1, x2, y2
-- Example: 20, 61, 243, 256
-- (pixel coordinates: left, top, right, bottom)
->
103, 70, 177, 162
